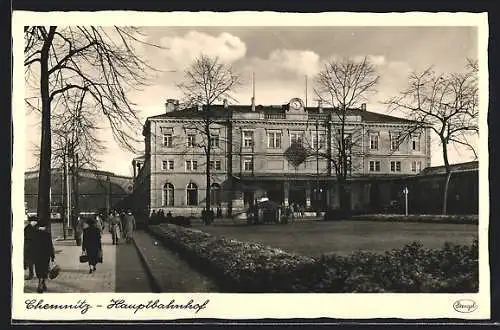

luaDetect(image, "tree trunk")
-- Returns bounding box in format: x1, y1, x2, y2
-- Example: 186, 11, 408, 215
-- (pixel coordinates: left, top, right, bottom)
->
226, 114, 233, 217
441, 139, 451, 215
62, 159, 67, 239
36, 29, 55, 229
205, 120, 211, 221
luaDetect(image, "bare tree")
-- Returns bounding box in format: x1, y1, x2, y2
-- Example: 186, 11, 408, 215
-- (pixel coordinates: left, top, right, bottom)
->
176, 54, 242, 220
24, 26, 159, 226
312, 56, 380, 214
385, 59, 479, 214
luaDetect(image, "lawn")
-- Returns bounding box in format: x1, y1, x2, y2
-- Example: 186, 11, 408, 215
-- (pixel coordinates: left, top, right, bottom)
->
193, 220, 478, 257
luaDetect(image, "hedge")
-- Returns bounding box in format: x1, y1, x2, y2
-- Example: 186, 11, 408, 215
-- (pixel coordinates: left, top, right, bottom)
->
147, 224, 478, 293
349, 214, 478, 225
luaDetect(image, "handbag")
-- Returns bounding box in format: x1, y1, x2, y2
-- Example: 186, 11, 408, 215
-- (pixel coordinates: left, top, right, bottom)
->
48, 262, 60, 279
79, 251, 88, 263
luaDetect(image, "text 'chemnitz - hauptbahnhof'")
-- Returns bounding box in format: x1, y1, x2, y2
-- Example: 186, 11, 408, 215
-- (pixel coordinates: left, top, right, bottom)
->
131, 97, 431, 217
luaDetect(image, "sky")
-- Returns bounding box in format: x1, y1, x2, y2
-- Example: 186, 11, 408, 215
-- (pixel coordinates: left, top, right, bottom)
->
24, 25, 479, 177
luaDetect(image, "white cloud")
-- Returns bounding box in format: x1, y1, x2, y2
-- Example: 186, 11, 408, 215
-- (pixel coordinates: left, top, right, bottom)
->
268, 49, 321, 76
159, 31, 247, 68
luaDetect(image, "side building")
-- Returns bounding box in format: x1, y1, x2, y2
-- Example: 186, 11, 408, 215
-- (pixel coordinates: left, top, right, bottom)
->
132, 97, 431, 217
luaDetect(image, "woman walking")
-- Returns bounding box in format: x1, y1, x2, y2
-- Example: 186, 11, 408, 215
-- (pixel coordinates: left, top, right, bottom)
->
82, 219, 102, 274
123, 210, 136, 243
24, 217, 37, 280
32, 220, 55, 293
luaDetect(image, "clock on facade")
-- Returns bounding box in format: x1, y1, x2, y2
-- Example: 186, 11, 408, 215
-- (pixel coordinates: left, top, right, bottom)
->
289, 98, 303, 110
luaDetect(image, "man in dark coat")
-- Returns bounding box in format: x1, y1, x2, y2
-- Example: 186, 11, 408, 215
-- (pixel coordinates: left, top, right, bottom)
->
24, 217, 37, 280
82, 219, 102, 274
32, 221, 55, 293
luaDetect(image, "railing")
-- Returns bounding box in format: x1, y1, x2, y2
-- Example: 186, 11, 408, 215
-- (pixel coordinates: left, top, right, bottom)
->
265, 113, 286, 120
308, 114, 330, 121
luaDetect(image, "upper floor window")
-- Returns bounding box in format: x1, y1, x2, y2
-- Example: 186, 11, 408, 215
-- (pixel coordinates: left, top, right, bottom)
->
242, 130, 254, 148
209, 160, 222, 171
370, 134, 379, 150
290, 132, 304, 145
243, 158, 254, 171
185, 160, 198, 171
412, 135, 421, 151
162, 160, 174, 171
187, 134, 196, 148
312, 132, 326, 150
390, 133, 400, 151
411, 160, 422, 173
163, 134, 173, 148
210, 134, 220, 148
267, 131, 282, 149
369, 160, 381, 172
390, 161, 402, 172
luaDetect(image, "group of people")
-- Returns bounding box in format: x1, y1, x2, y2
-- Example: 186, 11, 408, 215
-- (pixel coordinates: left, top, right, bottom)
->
73, 210, 136, 246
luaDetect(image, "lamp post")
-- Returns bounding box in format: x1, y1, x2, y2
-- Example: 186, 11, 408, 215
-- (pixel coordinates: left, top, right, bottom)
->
315, 118, 320, 217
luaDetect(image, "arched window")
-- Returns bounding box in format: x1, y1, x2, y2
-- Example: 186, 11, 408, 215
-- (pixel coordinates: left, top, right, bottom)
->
210, 183, 221, 206
186, 182, 198, 206
163, 183, 174, 206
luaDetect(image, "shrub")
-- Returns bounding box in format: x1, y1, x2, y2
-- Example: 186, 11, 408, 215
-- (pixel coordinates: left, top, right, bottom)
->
350, 214, 478, 224
148, 224, 479, 293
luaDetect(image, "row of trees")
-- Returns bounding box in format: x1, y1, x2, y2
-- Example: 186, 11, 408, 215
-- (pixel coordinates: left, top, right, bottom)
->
24, 26, 479, 227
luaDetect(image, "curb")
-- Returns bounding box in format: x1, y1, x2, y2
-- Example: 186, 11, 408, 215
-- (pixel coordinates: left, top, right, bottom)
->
131, 232, 162, 293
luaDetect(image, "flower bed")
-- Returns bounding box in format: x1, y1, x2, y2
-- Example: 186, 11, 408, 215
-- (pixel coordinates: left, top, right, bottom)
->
147, 224, 478, 293
350, 214, 478, 224
147, 224, 324, 292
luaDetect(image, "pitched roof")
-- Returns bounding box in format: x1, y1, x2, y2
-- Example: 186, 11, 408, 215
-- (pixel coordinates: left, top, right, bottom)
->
147, 104, 417, 124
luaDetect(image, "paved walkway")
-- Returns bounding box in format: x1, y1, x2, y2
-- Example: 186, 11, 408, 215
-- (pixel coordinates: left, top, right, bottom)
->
24, 232, 117, 293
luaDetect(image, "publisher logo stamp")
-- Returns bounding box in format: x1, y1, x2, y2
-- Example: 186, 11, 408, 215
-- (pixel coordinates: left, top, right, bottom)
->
453, 299, 478, 313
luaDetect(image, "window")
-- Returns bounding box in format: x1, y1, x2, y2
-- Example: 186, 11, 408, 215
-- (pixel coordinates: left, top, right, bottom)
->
267, 131, 282, 149
162, 160, 174, 171
290, 132, 304, 145
312, 132, 326, 150
412, 135, 421, 151
187, 134, 196, 147
185, 160, 198, 171
243, 158, 253, 171
411, 160, 422, 173
390, 161, 402, 172
210, 134, 220, 148
243, 130, 254, 148
370, 134, 379, 150
209, 160, 222, 171
210, 183, 221, 206
390, 133, 399, 151
369, 160, 381, 172
163, 134, 173, 148
163, 183, 174, 206
186, 182, 198, 206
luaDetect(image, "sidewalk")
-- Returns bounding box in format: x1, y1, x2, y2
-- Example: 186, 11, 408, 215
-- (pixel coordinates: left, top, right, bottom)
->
24, 232, 117, 293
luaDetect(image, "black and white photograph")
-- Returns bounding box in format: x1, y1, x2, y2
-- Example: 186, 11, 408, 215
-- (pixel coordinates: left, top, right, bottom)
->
12, 11, 489, 321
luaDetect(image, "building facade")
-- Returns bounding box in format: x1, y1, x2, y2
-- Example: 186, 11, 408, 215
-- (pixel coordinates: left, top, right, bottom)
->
132, 97, 431, 216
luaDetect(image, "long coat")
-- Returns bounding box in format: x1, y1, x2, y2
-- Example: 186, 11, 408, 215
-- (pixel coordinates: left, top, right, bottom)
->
24, 224, 37, 267
32, 228, 55, 279
123, 213, 136, 239
82, 226, 101, 266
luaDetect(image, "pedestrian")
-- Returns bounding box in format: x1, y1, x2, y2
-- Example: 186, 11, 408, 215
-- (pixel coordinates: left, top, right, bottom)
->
74, 215, 84, 246
95, 214, 104, 233
119, 211, 127, 239
290, 204, 295, 223
32, 220, 55, 293
123, 210, 136, 243
109, 211, 121, 245
24, 216, 37, 280
82, 219, 102, 274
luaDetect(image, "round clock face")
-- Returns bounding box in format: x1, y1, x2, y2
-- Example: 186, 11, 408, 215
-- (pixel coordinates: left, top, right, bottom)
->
291, 100, 301, 110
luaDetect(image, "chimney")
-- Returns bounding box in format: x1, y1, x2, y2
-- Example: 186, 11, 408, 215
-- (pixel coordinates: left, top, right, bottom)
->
223, 99, 228, 108
197, 96, 203, 111
318, 100, 323, 113
165, 99, 178, 113
361, 103, 366, 111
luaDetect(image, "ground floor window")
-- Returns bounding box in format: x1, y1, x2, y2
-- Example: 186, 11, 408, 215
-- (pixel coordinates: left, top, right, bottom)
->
163, 182, 174, 206
210, 183, 221, 206
186, 182, 198, 206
